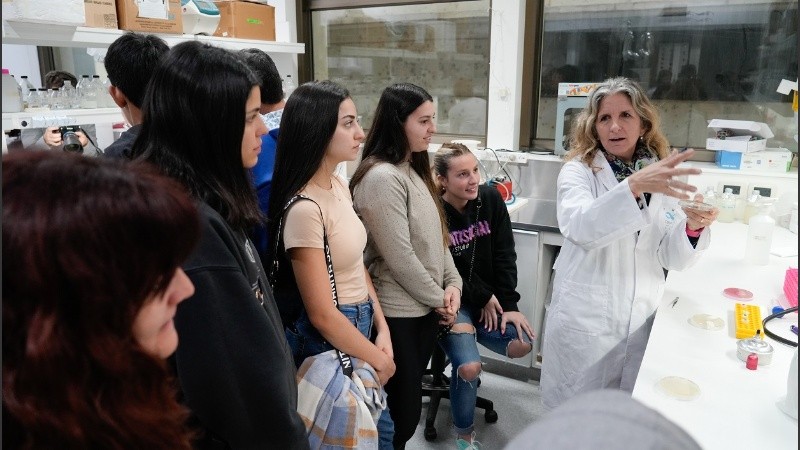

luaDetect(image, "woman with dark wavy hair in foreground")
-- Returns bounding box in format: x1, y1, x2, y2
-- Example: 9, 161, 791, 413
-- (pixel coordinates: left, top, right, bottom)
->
2, 151, 200, 449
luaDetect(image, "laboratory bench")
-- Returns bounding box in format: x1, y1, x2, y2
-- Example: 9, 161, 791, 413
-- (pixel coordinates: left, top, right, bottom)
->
633, 221, 798, 450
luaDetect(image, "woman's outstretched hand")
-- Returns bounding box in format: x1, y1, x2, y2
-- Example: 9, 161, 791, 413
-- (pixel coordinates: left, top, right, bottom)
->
627, 148, 702, 200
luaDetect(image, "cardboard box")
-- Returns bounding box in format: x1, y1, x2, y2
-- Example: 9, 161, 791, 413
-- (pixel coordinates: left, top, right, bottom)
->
117, 0, 183, 34
715, 150, 742, 169
706, 119, 773, 153
2, 0, 85, 26
741, 148, 794, 173
84, 0, 117, 29
213, 1, 275, 41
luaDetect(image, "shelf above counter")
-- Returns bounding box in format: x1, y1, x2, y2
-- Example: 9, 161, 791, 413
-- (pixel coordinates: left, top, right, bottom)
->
2, 20, 305, 54
334, 45, 482, 62
3, 108, 123, 130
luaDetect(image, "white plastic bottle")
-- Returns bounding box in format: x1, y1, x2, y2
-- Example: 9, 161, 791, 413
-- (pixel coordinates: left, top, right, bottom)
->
2, 68, 24, 113
717, 188, 737, 223
283, 74, 296, 98
745, 203, 775, 265
743, 190, 761, 225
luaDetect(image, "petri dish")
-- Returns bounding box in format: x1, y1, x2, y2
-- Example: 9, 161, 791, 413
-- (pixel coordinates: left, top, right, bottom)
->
678, 200, 716, 212
688, 314, 725, 330
723, 287, 754, 301
655, 376, 701, 401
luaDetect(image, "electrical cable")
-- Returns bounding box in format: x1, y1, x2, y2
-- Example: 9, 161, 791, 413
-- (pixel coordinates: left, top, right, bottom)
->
483, 147, 514, 181
762, 306, 798, 347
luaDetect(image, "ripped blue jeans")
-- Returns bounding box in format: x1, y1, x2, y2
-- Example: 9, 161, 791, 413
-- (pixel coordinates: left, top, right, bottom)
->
437, 305, 531, 435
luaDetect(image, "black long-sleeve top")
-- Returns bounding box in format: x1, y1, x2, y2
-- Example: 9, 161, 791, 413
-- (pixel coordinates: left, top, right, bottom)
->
442, 185, 520, 312
171, 202, 309, 450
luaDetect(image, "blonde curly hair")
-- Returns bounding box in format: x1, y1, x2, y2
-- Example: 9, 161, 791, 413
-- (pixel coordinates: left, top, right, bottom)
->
565, 77, 670, 166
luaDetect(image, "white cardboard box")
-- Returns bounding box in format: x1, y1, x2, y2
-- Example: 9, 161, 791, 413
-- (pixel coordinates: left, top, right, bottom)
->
741, 148, 794, 173
2, 0, 85, 25
706, 119, 773, 153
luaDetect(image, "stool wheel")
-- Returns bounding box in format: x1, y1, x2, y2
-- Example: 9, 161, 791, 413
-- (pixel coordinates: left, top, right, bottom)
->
485, 409, 498, 423
424, 426, 437, 441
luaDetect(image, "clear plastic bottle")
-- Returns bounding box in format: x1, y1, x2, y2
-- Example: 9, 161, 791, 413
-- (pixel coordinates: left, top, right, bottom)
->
17, 75, 35, 109
283, 74, 296, 98
76, 75, 90, 90
743, 190, 761, 225
92, 75, 105, 105
36, 88, 50, 109
745, 203, 775, 265
717, 188, 737, 223
49, 88, 64, 110
101, 77, 115, 107
702, 187, 718, 208
62, 80, 79, 109
79, 76, 98, 109
2, 68, 24, 112
25, 88, 39, 109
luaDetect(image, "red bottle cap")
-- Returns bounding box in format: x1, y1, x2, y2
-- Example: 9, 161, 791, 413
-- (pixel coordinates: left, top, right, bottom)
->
746, 353, 759, 370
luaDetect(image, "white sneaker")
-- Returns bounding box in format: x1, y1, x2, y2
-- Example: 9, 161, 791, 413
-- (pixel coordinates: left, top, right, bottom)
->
456, 432, 483, 450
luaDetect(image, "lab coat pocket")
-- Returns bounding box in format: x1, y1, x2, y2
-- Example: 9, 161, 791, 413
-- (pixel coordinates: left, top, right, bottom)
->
554, 279, 609, 335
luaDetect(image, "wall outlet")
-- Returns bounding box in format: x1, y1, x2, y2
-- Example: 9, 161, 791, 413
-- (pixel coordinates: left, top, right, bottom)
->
718, 181, 745, 198
747, 182, 779, 198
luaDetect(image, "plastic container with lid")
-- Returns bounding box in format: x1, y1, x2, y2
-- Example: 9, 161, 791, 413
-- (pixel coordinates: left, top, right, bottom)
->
283, 74, 296, 98
702, 186, 719, 208
717, 187, 737, 223
17, 75, 35, 108
743, 190, 761, 224
2, 68, 24, 113
745, 201, 775, 265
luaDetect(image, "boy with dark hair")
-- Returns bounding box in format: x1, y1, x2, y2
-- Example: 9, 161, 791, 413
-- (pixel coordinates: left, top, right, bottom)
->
238, 48, 286, 260
103, 32, 169, 159
43, 70, 78, 89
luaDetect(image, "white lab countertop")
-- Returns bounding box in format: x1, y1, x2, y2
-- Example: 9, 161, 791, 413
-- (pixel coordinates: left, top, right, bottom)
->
633, 222, 798, 450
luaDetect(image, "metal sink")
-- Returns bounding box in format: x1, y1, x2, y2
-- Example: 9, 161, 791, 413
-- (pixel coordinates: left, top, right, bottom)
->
511, 198, 559, 232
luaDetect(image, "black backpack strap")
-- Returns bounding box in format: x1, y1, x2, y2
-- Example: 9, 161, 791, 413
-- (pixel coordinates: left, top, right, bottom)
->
271, 194, 352, 377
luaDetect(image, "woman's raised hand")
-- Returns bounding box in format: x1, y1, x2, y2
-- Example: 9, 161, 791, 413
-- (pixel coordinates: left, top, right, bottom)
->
627, 148, 702, 200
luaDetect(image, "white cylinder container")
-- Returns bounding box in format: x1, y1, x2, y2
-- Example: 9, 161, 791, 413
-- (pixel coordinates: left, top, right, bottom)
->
2, 69, 24, 113
745, 207, 775, 265
717, 188, 737, 223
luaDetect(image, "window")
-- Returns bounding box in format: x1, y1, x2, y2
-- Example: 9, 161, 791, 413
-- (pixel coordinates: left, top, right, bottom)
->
534, 1, 798, 153
309, 1, 491, 135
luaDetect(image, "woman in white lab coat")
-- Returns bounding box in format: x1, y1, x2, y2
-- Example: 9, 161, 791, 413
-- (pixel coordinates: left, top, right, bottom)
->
540, 77, 720, 410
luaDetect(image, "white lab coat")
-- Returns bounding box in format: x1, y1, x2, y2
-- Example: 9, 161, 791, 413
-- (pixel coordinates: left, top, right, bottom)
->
540, 152, 710, 410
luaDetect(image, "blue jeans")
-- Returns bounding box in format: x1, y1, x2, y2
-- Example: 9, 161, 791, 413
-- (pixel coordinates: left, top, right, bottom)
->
285, 299, 395, 450
438, 305, 531, 435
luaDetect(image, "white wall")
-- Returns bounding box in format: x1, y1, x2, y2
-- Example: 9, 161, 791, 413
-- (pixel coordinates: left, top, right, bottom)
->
2, 43, 42, 87
485, 0, 525, 151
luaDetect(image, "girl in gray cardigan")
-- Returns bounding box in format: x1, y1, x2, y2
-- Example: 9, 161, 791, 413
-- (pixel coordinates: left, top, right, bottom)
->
350, 83, 462, 449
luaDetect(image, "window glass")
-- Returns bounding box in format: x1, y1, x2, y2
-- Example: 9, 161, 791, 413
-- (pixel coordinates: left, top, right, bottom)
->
310, 1, 491, 135
536, 1, 797, 153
